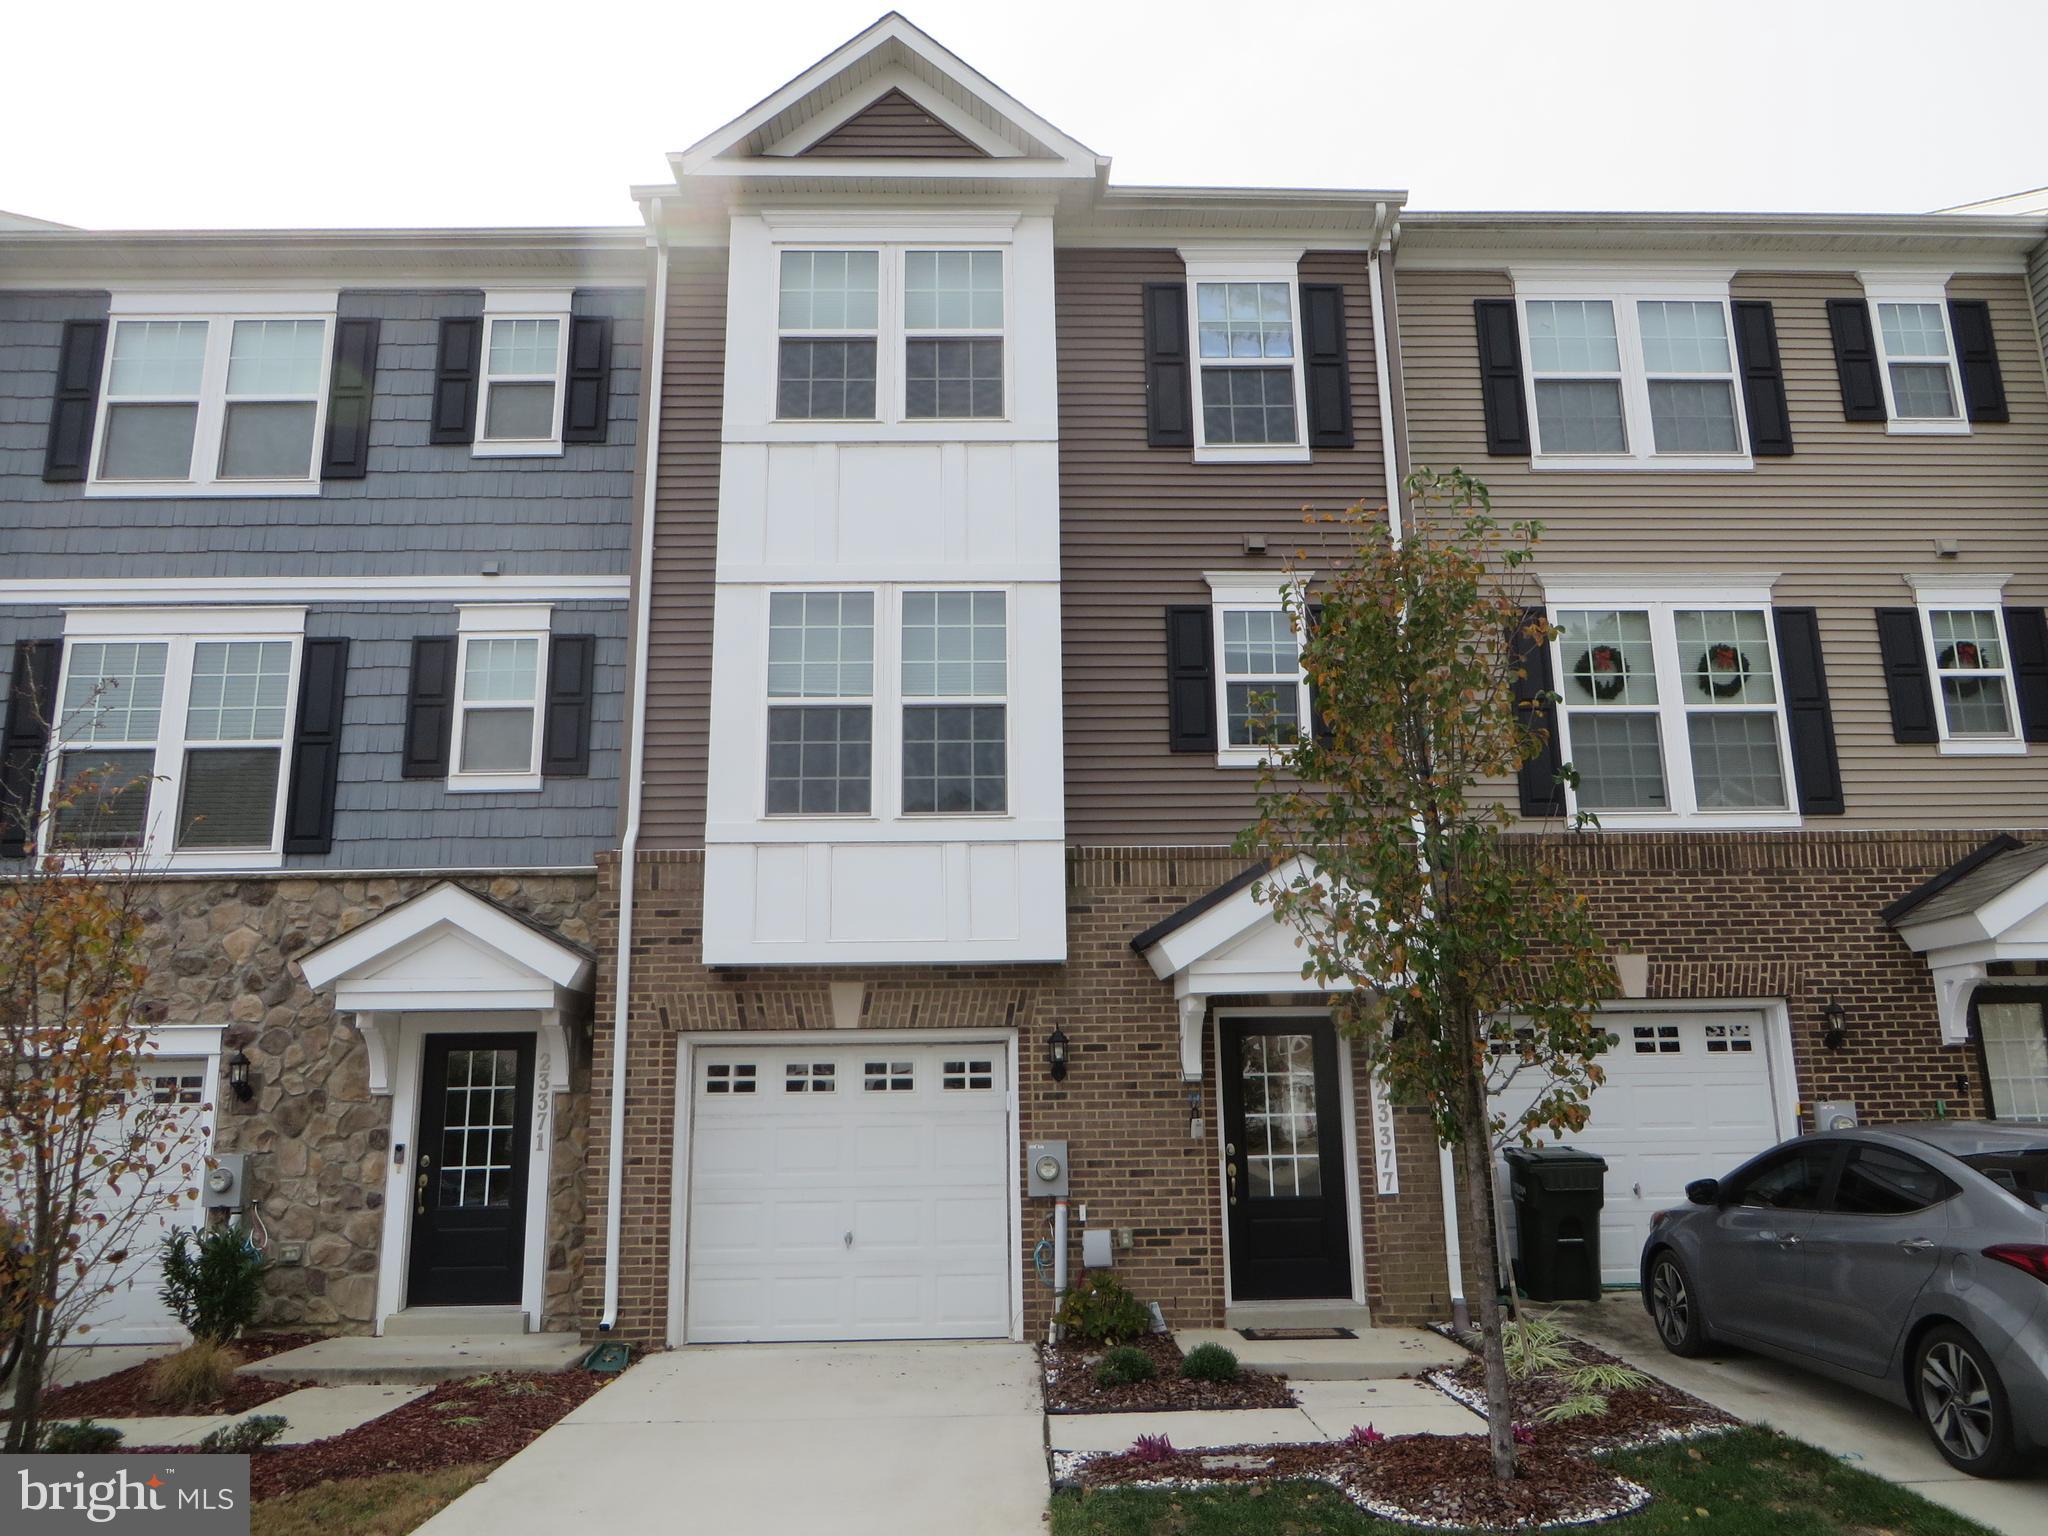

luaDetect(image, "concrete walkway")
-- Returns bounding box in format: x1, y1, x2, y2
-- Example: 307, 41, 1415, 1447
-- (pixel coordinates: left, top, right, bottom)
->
1049, 1377, 1481, 1452
1555, 1295, 2048, 1536
416, 1342, 1050, 1536
104, 1383, 430, 1447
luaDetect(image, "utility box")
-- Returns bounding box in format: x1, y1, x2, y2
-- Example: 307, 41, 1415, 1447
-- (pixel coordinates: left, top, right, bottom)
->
1027, 1141, 1069, 1198
1814, 1100, 1859, 1131
1504, 1146, 1606, 1302
201, 1153, 249, 1212
1081, 1227, 1113, 1269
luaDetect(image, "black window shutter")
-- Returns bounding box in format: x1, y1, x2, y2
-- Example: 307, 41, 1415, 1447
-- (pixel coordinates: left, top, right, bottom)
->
319, 318, 380, 480
1165, 606, 1215, 752
1510, 606, 1564, 816
541, 634, 597, 776
1730, 300, 1793, 457
42, 318, 108, 483
561, 315, 612, 445
1948, 299, 2008, 424
1142, 283, 1194, 448
401, 636, 457, 778
2002, 607, 2048, 742
1, 639, 61, 856
1472, 299, 1531, 457
429, 316, 482, 445
282, 638, 350, 854
1306, 603, 1333, 745
1299, 284, 1353, 449
1771, 608, 1843, 815
1874, 608, 1938, 743
1825, 299, 1888, 422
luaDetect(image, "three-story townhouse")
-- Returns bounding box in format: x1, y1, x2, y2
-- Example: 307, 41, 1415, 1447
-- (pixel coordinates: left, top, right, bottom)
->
0, 223, 648, 1341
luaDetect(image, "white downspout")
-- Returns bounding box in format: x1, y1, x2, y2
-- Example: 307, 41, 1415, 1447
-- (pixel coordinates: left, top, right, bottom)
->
601, 200, 670, 1333
1368, 202, 1468, 1328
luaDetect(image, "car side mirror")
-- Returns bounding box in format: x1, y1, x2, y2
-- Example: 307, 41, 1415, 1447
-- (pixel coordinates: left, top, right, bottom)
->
1685, 1178, 1721, 1206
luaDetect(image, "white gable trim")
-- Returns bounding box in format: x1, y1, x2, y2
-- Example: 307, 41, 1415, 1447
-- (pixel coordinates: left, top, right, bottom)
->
1893, 860, 2048, 1044
766, 66, 1018, 160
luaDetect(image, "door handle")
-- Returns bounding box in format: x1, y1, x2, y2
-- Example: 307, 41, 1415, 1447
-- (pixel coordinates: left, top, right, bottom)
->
1777, 1233, 1802, 1247
844, 1231, 853, 1250
1897, 1238, 1935, 1252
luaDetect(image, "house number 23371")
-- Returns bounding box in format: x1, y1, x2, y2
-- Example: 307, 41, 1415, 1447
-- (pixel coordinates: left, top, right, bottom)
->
534, 1051, 552, 1151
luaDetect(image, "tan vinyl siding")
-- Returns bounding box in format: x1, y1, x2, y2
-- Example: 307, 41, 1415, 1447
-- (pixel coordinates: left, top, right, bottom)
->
2030, 242, 2048, 380
640, 248, 727, 848
1057, 248, 1389, 845
1397, 266, 2048, 830
797, 89, 987, 158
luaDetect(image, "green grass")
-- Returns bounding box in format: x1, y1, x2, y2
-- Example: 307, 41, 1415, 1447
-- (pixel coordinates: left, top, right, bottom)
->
1049, 1426, 2000, 1536
250, 1463, 496, 1536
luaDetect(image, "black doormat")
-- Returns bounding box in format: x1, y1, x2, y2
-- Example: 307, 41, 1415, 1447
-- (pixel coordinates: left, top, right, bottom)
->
1236, 1326, 1357, 1341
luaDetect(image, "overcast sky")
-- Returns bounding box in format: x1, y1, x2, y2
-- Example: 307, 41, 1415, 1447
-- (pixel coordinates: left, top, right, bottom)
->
4, 0, 2041, 230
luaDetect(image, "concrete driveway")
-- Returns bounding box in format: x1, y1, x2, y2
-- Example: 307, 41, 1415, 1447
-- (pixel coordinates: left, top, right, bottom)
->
416, 1341, 1048, 1536
1556, 1296, 2048, 1536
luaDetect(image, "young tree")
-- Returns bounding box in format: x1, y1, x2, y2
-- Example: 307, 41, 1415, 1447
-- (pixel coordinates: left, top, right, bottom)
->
0, 693, 205, 1452
1239, 468, 1614, 1481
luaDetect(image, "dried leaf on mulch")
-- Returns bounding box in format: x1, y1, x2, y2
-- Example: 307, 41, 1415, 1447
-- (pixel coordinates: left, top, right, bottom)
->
1040, 1334, 1296, 1414
22, 1333, 323, 1421
1435, 1332, 1737, 1455
1059, 1433, 1649, 1529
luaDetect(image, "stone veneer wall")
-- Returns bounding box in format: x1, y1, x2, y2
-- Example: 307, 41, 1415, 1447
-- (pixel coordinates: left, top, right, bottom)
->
133, 873, 598, 1332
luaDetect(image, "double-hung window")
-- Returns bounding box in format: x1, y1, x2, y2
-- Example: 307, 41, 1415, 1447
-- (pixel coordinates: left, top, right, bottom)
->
47, 611, 305, 865
777, 251, 880, 421
1863, 278, 1967, 433
475, 294, 570, 454
90, 297, 336, 495
1916, 599, 2021, 752
450, 607, 549, 790
904, 252, 1004, 420
1205, 573, 1311, 763
1517, 278, 1749, 469
765, 591, 874, 814
1550, 591, 1794, 823
901, 591, 1006, 813
1183, 254, 1306, 461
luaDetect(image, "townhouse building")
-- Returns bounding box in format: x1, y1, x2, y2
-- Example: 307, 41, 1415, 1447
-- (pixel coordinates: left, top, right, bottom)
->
0, 223, 648, 1341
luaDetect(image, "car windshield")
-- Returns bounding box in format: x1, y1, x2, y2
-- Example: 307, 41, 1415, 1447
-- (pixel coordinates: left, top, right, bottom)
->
1962, 1150, 2048, 1209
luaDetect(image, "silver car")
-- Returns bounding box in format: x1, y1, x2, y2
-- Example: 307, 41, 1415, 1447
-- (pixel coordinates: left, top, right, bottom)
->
1641, 1121, 2048, 1477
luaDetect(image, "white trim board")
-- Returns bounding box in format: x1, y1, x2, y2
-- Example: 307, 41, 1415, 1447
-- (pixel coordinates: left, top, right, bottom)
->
0, 575, 629, 605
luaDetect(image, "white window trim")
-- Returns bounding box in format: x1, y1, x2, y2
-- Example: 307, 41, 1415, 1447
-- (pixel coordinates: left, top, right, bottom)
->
1181, 250, 1310, 465
87, 295, 338, 499
1860, 271, 1970, 438
448, 603, 551, 792
473, 291, 572, 458
1904, 574, 2023, 755
771, 245, 1013, 428
43, 606, 308, 869
1205, 570, 1311, 767
756, 583, 1016, 823
1510, 270, 1752, 473
1541, 577, 1799, 828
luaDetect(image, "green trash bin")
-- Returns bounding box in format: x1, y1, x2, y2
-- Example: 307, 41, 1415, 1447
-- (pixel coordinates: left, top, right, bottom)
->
1503, 1146, 1607, 1302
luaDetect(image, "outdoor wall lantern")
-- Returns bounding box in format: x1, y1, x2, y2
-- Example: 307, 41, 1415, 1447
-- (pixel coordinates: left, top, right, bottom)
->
1819, 999, 1849, 1053
227, 1044, 255, 1103
1047, 1024, 1070, 1082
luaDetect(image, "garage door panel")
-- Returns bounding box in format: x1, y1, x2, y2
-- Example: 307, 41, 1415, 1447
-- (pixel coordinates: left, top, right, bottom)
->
936, 1120, 1005, 1171
774, 1126, 843, 1173
852, 1198, 924, 1249
771, 1200, 850, 1250
689, 1201, 769, 1256
935, 1194, 1006, 1245
853, 1123, 921, 1170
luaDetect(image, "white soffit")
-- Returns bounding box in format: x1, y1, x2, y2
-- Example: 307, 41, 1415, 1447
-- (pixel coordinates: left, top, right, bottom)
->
1893, 851, 2048, 1045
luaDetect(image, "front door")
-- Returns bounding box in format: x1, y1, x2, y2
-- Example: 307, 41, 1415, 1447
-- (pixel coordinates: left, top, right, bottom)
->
407, 1034, 536, 1308
1220, 1018, 1352, 1301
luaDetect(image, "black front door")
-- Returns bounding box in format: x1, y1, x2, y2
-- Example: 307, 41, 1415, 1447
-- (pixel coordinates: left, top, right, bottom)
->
407, 1034, 536, 1308
1220, 1018, 1352, 1300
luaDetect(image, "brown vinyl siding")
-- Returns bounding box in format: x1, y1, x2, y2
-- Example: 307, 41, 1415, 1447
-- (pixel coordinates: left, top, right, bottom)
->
797, 89, 987, 158
1056, 248, 1389, 845
1397, 266, 2048, 830
639, 247, 727, 848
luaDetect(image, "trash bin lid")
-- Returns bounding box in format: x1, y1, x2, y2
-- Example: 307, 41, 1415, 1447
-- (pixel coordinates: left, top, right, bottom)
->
1504, 1145, 1608, 1170
1504, 1144, 1608, 1191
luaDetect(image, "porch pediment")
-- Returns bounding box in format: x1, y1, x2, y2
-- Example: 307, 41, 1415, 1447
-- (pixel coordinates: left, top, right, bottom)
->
1886, 836, 2048, 1043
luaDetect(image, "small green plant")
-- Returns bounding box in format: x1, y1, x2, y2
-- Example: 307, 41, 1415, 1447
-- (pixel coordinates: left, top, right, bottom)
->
444, 1416, 486, 1429
1179, 1341, 1240, 1383
145, 1338, 243, 1410
430, 1399, 475, 1414
197, 1415, 286, 1454
1093, 1344, 1157, 1387
499, 1379, 544, 1397
1055, 1270, 1151, 1346
40, 1420, 124, 1454
462, 1373, 500, 1389
157, 1219, 268, 1344
1501, 1313, 1649, 1423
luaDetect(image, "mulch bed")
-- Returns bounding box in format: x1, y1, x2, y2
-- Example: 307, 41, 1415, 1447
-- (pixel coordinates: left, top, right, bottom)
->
1056, 1433, 1649, 1529
142, 1369, 611, 1501
25, 1332, 323, 1421
1040, 1334, 1296, 1414
1433, 1334, 1737, 1456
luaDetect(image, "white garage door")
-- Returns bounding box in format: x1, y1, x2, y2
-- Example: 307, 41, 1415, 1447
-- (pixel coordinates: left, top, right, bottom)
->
1496, 1011, 1784, 1285
76, 1059, 217, 1346
685, 1041, 1012, 1343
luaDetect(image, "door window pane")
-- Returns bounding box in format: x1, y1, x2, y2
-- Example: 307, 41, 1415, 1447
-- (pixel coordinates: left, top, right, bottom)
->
1980, 1001, 2048, 1122
440, 1047, 519, 1208
1731, 1144, 1835, 1210
100, 403, 199, 479
1831, 1146, 1955, 1215
176, 747, 281, 848
1239, 1032, 1320, 1198
765, 706, 871, 814
767, 592, 873, 698
902, 703, 1006, 813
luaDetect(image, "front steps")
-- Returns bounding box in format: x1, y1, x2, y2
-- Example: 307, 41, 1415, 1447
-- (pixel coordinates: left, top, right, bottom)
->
1184, 1307, 1466, 1381
240, 1306, 585, 1384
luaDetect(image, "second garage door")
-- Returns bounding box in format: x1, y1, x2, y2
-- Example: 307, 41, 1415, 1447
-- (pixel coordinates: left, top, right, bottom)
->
684, 1040, 1012, 1343
1496, 1010, 1785, 1285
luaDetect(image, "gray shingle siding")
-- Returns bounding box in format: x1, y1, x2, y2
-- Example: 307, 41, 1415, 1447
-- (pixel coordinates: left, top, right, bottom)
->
0, 602, 623, 870
0, 287, 641, 579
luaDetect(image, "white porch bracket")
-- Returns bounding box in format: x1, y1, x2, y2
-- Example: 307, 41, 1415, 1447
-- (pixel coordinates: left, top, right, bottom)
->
1928, 962, 1987, 1047
1176, 994, 1207, 1082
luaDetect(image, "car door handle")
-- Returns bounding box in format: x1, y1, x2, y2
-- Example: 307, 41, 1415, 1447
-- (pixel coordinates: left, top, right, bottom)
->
1897, 1238, 1935, 1252
1778, 1233, 1802, 1247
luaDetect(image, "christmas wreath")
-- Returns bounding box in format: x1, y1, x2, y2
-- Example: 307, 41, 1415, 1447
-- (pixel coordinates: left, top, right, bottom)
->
1938, 640, 1989, 698
1695, 641, 1750, 698
1573, 643, 1629, 701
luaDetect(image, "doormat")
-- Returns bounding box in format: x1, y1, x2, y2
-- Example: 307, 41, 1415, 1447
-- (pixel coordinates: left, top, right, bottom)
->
1236, 1326, 1356, 1341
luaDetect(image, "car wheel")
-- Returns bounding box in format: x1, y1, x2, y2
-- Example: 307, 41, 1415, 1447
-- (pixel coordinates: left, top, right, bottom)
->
1914, 1324, 2021, 1478
1647, 1249, 1708, 1357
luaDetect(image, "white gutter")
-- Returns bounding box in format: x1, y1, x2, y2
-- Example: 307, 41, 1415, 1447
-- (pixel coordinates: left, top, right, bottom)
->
601, 199, 670, 1333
